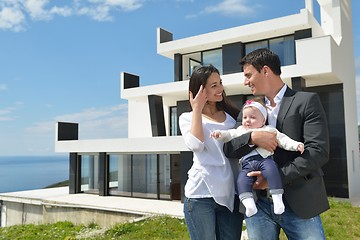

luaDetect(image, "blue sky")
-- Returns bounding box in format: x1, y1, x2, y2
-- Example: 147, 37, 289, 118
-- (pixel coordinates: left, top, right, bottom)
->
0, 0, 359, 156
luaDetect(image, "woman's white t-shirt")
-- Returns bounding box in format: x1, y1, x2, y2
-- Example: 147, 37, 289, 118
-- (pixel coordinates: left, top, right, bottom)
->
179, 111, 236, 211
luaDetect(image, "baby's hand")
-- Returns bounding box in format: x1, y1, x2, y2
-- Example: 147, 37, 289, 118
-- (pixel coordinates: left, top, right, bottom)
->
297, 143, 304, 154
210, 131, 222, 139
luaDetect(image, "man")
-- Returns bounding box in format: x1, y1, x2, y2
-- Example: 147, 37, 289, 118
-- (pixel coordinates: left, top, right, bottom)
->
224, 48, 330, 239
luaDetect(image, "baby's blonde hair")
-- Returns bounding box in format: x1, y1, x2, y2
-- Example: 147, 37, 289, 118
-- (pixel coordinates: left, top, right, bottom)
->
243, 97, 268, 123
243, 97, 266, 110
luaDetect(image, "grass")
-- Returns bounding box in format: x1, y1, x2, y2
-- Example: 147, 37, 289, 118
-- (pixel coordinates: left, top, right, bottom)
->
0, 198, 358, 240
101, 216, 189, 240
321, 198, 360, 240
0, 221, 100, 240
277, 198, 360, 240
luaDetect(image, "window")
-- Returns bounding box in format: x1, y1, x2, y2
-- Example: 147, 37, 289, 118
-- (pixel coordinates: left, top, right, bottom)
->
80, 155, 99, 193
109, 154, 132, 196
132, 154, 157, 198
182, 52, 201, 80
245, 35, 295, 66
181, 35, 295, 80
245, 40, 267, 55
203, 49, 223, 74
269, 36, 295, 65
170, 107, 177, 136
108, 154, 171, 200
182, 48, 223, 80
159, 154, 171, 199
189, 58, 201, 77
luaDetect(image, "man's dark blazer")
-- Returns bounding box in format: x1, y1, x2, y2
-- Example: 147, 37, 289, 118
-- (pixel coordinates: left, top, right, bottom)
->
224, 86, 330, 219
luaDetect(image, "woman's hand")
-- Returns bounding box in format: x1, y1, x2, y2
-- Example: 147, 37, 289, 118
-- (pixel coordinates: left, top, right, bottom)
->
189, 85, 207, 142
189, 85, 207, 113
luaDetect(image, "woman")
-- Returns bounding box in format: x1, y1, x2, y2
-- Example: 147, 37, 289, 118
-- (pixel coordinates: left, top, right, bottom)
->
179, 65, 243, 240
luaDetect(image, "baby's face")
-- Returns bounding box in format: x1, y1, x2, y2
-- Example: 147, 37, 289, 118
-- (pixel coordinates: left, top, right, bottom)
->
242, 107, 265, 129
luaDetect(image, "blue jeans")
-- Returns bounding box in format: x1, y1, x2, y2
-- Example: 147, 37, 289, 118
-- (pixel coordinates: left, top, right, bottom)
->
184, 196, 243, 240
245, 196, 326, 240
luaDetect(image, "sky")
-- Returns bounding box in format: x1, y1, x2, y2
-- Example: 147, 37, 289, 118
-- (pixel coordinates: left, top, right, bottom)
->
0, 0, 359, 156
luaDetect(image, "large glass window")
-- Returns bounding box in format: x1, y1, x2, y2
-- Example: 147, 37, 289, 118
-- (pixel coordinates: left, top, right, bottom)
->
203, 49, 223, 74
108, 154, 171, 199
182, 48, 225, 79
269, 36, 295, 65
307, 84, 347, 198
159, 154, 171, 199
80, 155, 99, 193
181, 35, 295, 80
245, 40, 267, 55
109, 154, 132, 196
245, 35, 295, 66
170, 107, 177, 136
189, 58, 201, 77
182, 52, 201, 80
132, 154, 158, 198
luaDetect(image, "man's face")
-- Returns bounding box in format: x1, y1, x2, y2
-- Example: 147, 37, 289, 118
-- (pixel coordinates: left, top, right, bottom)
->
243, 64, 268, 96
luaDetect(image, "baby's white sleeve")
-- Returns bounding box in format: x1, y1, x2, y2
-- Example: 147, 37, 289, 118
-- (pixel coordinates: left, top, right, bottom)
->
216, 127, 248, 142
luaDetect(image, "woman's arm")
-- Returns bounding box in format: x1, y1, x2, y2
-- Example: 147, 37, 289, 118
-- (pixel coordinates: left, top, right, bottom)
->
189, 85, 207, 142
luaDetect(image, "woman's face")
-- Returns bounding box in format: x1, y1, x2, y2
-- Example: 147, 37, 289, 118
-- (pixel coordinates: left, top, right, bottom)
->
204, 72, 224, 103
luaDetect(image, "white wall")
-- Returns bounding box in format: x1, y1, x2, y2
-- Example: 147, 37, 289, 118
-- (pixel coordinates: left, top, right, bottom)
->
127, 99, 152, 138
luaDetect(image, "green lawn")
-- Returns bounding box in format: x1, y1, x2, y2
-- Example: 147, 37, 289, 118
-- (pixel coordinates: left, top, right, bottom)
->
0, 198, 358, 240
321, 198, 360, 240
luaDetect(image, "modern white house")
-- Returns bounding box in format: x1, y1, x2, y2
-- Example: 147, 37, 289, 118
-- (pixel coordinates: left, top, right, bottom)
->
54, 0, 359, 205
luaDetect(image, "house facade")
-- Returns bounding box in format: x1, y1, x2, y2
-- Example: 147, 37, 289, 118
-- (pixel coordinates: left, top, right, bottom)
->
55, 0, 360, 204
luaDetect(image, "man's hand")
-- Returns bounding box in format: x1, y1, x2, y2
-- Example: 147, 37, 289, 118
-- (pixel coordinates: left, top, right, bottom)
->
247, 171, 268, 190
297, 143, 305, 154
250, 131, 277, 153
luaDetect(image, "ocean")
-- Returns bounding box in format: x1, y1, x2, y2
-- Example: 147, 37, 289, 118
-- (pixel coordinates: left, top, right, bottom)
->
0, 155, 69, 193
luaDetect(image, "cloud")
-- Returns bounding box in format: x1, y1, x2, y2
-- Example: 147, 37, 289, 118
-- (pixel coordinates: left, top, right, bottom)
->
24, 0, 51, 20
0, 0, 143, 31
0, 84, 8, 91
0, 101, 24, 122
0, 0, 257, 30
186, 0, 256, 19
0, 6, 26, 32
104, 0, 142, 11
26, 103, 128, 139
24, 0, 73, 20
0, 116, 15, 121
77, 5, 113, 21
204, 0, 255, 16
11, 104, 127, 155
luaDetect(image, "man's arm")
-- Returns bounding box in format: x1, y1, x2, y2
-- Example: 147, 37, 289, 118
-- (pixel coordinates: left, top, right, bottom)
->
280, 93, 330, 185
223, 130, 277, 159
223, 131, 254, 158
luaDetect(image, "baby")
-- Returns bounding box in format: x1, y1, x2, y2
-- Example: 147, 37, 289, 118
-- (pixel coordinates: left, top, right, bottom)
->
211, 98, 304, 217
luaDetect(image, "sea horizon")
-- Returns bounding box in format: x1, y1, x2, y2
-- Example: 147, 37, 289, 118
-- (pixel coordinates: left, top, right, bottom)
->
0, 155, 69, 194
